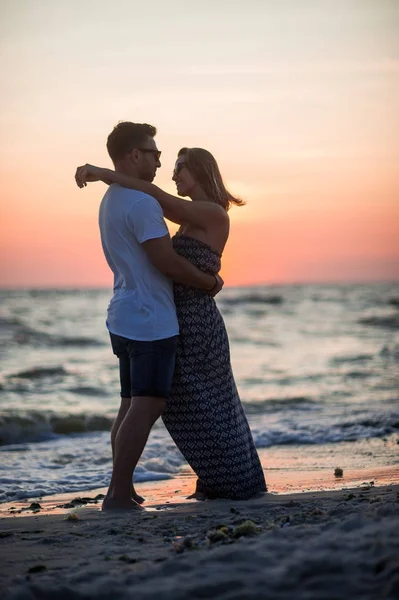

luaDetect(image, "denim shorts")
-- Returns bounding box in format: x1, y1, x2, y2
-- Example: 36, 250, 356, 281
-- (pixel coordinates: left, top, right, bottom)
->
109, 332, 178, 398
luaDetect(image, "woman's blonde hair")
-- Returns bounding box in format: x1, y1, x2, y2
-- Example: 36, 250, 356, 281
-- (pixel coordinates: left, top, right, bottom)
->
178, 147, 245, 211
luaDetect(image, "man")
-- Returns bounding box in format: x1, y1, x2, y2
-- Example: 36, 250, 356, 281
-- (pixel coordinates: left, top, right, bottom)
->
77, 122, 222, 510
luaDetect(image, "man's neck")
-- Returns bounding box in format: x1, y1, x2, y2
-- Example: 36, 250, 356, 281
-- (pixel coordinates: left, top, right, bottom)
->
115, 164, 141, 179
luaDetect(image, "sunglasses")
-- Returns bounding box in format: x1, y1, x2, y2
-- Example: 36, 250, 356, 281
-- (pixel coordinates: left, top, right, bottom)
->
173, 162, 186, 178
135, 148, 162, 161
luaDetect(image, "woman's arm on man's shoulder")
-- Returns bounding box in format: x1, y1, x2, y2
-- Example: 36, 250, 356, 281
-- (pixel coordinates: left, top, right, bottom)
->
75, 164, 228, 230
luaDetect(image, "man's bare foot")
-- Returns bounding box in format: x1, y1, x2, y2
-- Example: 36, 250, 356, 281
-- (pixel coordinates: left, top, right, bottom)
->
132, 487, 145, 504
102, 496, 144, 512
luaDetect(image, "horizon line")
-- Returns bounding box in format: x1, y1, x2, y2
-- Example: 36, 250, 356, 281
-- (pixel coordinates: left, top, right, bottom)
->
1, 280, 398, 292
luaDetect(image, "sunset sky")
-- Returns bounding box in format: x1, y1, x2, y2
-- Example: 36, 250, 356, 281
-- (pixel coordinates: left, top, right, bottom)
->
1, 0, 398, 287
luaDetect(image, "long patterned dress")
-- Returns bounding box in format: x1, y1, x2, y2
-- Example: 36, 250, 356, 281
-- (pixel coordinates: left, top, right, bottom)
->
162, 234, 267, 500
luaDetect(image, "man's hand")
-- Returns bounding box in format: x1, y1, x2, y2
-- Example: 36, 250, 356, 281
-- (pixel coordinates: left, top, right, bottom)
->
75, 164, 110, 188
207, 274, 224, 297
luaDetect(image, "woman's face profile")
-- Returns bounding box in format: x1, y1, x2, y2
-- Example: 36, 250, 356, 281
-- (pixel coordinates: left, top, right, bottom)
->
172, 158, 197, 197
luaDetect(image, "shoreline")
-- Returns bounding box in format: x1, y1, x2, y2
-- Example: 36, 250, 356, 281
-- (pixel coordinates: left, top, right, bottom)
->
2, 431, 397, 507
1, 462, 398, 519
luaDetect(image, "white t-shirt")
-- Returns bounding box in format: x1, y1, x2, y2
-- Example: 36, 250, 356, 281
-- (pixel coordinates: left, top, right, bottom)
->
99, 184, 179, 341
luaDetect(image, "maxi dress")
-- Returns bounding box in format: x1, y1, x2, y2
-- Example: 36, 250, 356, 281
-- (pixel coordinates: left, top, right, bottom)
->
162, 234, 267, 500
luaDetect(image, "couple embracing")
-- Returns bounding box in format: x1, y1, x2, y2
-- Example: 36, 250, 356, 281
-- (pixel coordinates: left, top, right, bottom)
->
76, 121, 266, 511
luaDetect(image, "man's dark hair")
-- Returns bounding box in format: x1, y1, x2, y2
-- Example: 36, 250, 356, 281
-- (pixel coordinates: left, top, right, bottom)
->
106, 122, 157, 163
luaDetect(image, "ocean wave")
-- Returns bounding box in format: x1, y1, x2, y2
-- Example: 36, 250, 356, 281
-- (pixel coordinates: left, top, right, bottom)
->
245, 308, 269, 317
15, 328, 106, 347
67, 386, 110, 397
310, 294, 344, 303
4, 407, 396, 449
0, 316, 24, 328
6, 366, 69, 380
0, 469, 173, 504
253, 415, 399, 448
3, 288, 106, 297
379, 344, 399, 359
1, 318, 105, 348
246, 372, 326, 386
0, 471, 174, 504
0, 435, 184, 503
330, 354, 373, 366
358, 315, 399, 330
229, 337, 280, 347
0, 366, 70, 392
1, 370, 112, 396
243, 396, 316, 414
343, 371, 373, 379
0, 411, 113, 446
220, 294, 284, 306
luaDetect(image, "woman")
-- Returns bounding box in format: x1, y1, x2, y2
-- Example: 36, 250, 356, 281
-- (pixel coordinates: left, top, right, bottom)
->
76, 148, 266, 500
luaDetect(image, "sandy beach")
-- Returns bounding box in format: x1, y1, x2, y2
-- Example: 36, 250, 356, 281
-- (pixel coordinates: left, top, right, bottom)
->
1, 465, 398, 600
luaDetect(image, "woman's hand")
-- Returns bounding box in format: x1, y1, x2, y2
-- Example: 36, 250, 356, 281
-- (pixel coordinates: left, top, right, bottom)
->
75, 164, 112, 188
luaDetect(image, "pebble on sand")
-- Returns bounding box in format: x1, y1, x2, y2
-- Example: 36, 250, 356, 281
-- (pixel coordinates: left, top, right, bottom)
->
65, 512, 80, 521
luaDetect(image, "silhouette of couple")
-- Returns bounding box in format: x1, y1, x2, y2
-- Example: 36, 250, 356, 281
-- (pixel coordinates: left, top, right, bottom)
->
75, 121, 266, 511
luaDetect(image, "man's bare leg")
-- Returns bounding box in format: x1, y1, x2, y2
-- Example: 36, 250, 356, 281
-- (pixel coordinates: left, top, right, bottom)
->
111, 397, 144, 504
102, 396, 165, 511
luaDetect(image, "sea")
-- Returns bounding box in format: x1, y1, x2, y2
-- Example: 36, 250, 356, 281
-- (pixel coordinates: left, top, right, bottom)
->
0, 284, 398, 503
